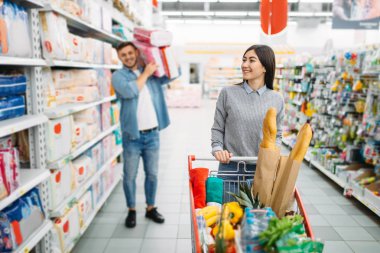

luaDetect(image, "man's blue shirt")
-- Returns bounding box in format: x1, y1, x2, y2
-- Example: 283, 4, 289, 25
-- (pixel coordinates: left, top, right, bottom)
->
112, 66, 172, 139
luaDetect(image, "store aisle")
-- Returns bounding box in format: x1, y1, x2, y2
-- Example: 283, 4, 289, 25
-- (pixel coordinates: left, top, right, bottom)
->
73, 99, 380, 253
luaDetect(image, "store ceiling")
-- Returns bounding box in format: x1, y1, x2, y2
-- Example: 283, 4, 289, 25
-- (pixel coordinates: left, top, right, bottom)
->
160, 0, 333, 23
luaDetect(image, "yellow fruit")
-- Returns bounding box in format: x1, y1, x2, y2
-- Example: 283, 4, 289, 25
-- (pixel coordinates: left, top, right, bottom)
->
212, 221, 235, 240
197, 206, 221, 220
260, 107, 277, 149
206, 214, 220, 227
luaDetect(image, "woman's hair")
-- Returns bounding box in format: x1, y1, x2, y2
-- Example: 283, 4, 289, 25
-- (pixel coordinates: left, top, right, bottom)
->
243, 45, 276, 90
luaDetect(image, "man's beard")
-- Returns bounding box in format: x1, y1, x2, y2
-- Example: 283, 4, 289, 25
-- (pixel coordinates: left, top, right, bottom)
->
125, 59, 137, 68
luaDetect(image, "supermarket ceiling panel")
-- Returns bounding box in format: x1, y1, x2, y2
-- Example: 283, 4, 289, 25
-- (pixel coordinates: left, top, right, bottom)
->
161, 0, 333, 22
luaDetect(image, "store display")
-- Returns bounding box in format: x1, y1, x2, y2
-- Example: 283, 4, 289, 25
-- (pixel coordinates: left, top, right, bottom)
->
0, 188, 45, 252
46, 116, 73, 162
0, 0, 32, 57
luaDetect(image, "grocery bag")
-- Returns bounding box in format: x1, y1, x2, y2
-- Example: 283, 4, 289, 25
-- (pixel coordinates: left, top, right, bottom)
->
252, 146, 280, 206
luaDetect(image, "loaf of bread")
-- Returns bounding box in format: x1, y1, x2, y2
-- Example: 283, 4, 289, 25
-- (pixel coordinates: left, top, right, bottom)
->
260, 107, 277, 149
289, 123, 312, 162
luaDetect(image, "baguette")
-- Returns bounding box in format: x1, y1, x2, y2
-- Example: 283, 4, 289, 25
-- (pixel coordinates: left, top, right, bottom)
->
260, 107, 277, 149
289, 123, 312, 162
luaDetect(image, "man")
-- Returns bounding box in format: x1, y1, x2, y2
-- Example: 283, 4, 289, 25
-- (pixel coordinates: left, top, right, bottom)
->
112, 42, 175, 228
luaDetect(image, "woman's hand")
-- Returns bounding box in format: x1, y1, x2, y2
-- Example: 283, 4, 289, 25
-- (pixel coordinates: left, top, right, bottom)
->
214, 150, 233, 164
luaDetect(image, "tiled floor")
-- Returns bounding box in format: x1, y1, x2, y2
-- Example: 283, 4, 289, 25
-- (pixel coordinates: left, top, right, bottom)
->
74, 99, 380, 253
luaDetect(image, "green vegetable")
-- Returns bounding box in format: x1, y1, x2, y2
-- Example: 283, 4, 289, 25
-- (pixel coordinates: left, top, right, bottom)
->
227, 182, 264, 209
259, 214, 304, 252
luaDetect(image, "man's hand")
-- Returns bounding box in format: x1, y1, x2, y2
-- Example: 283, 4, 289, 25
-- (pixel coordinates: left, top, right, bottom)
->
214, 150, 233, 164
143, 62, 158, 77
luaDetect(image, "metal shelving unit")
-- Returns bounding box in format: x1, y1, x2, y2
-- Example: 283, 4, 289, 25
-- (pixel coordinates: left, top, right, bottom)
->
49, 147, 123, 217
0, 169, 50, 211
42, 4, 124, 46
49, 60, 121, 69
0, 114, 48, 139
11, 0, 44, 8
47, 123, 120, 169
45, 96, 117, 119
0, 56, 46, 66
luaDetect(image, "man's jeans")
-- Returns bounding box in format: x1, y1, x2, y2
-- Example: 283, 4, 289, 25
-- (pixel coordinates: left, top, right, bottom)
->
122, 129, 159, 208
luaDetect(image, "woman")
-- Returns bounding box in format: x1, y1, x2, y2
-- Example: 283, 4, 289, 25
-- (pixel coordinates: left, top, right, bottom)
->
211, 45, 284, 196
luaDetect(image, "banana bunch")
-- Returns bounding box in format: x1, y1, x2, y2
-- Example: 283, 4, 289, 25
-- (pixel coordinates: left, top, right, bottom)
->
197, 205, 221, 227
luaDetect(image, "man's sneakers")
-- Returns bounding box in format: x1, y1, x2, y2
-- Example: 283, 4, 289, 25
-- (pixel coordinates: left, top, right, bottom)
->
145, 207, 165, 224
125, 210, 136, 228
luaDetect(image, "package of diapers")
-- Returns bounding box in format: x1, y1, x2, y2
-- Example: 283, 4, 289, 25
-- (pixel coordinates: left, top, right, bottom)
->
46, 116, 73, 162
48, 162, 75, 210
72, 155, 93, 186
133, 40, 166, 77
160, 47, 179, 79
77, 190, 93, 227
73, 106, 101, 125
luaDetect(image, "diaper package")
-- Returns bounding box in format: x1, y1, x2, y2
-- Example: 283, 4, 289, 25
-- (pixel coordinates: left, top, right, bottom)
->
72, 122, 87, 148
85, 142, 103, 171
46, 116, 73, 162
74, 106, 101, 125
103, 42, 113, 65
0, 96, 25, 121
0, 148, 20, 194
0, 188, 45, 251
133, 40, 166, 77
42, 68, 57, 108
110, 103, 120, 125
101, 102, 112, 131
160, 47, 179, 79
48, 163, 75, 210
78, 190, 93, 227
52, 204, 80, 252
96, 69, 111, 98
101, 7, 112, 33
0, 1, 32, 57
92, 177, 104, 205
134, 27, 172, 47
0, 74, 27, 97
72, 155, 93, 186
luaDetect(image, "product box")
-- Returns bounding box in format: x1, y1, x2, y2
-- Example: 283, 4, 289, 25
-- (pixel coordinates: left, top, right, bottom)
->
160, 47, 179, 79
85, 142, 103, 171
72, 122, 87, 148
48, 163, 75, 210
78, 190, 93, 228
72, 155, 93, 186
101, 102, 112, 131
46, 116, 73, 162
133, 40, 166, 77
74, 106, 101, 125
53, 204, 81, 252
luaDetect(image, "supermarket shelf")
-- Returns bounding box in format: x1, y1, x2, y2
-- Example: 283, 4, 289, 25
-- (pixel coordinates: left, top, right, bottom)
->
49, 60, 121, 69
0, 114, 48, 139
11, 0, 44, 8
112, 8, 135, 30
48, 124, 120, 169
42, 4, 124, 45
15, 220, 53, 253
0, 56, 46, 66
45, 96, 117, 119
0, 169, 51, 211
66, 164, 122, 253
50, 147, 123, 217
351, 191, 380, 217
309, 160, 345, 188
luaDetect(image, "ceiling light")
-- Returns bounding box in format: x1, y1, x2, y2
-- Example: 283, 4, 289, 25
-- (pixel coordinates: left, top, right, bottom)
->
248, 11, 260, 16
165, 19, 185, 24
241, 20, 261, 25
213, 20, 240, 25
162, 11, 182, 16
214, 12, 248, 16
182, 11, 214, 16
185, 19, 213, 24
314, 12, 333, 17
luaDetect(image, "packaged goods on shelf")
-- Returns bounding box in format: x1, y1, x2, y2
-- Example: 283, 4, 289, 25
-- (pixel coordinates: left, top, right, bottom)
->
52, 204, 81, 252
97, 69, 112, 98
72, 155, 94, 187
72, 122, 87, 147
74, 106, 101, 125
0, 74, 27, 97
92, 177, 103, 205
110, 102, 120, 125
101, 102, 112, 131
133, 40, 166, 77
46, 116, 73, 162
133, 27, 172, 47
85, 142, 103, 171
0, 188, 45, 252
160, 47, 179, 79
113, 128, 122, 146
101, 7, 112, 33
112, 24, 133, 40
0, 96, 25, 121
0, 147, 20, 199
102, 134, 116, 162
48, 163, 75, 210
78, 190, 93, 227
0, 0, 32, 57
42, 69, 57, 109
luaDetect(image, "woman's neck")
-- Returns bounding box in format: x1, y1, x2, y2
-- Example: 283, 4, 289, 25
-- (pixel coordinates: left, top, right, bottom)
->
247, 79, 265, 91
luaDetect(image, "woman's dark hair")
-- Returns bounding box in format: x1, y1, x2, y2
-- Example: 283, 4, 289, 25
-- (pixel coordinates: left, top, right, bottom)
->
243, 44, 276, 90
116, 41, 137, 52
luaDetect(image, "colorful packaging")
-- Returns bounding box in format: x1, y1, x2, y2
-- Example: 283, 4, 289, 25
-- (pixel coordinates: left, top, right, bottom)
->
0, 74, 27, 97
0, 148, 20, 194
48, 163, 74, 210
101, 102, 112, 131
78, 190, 93, 227
72, 122, 87, 148
85, 142, 103, 171
133, 40, 166, 77
133, 27, 172, 47
160, 47, 179, 79
0, 96, 25, 121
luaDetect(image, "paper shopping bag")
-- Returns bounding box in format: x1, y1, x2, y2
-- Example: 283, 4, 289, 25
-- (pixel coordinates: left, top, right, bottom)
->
270, 158, 302, 217
252, 146, 280, 206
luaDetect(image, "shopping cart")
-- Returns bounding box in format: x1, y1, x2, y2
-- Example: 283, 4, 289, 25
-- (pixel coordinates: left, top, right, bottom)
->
188, 155, 314, 253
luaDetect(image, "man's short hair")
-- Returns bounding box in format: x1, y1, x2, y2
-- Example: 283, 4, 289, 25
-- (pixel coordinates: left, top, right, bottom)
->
116, 41, 137, 52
